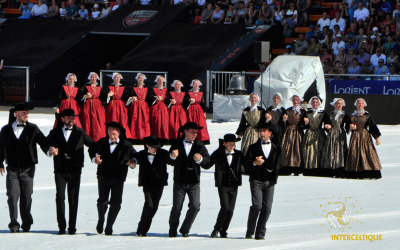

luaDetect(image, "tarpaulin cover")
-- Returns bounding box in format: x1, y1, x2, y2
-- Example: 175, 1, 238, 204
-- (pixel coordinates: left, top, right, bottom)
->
213, 94, 249, 121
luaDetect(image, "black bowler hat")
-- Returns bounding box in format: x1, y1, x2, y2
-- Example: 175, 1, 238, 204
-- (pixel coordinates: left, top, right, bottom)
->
13, 103, 34, 112
144, 135, 162, 149
181, 122, 203, 130
220, 133, 241, 142
60, 109, 78, 117
105, 121, 126, 137
258, 123, 276, 133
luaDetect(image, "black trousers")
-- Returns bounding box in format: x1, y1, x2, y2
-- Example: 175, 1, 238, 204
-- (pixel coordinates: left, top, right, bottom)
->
6, 167, 35, 231
55, 172, 81, 232
137, 185, 164, 234
246, 180, 275, 238
97, 176, 124, 230
214, 186, 238, 233
169, 182, 200, 234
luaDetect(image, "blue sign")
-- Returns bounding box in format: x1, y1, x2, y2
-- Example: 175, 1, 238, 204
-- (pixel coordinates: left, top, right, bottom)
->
329, 80, 400, 95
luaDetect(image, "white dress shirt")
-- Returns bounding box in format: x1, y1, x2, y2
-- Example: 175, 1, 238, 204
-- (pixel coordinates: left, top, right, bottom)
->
170, 139, 203, 164
147, 151, 155, 165
12, 121, 26, 139
249, 105, 258, 112
261, 141, 272, 159
109, 139, 120, 154
225, 150, 234, 166
63, 126, 73, 142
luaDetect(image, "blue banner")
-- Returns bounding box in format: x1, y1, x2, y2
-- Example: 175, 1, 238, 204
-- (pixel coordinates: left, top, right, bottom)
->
329, 80, 400, 95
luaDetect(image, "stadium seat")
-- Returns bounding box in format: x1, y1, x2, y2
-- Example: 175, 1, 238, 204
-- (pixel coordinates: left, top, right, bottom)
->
271, 48, 288, 55
309, 15, 322, 21
294, 27, 310, 33
284, 37, 298, 44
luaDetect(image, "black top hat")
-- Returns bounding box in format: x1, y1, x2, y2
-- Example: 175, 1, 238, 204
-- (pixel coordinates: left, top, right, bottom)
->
143, 135, 162, 149
181, 122, 203, 130
105, 122, 126, 137
13, 103, 34, 112
60, 109, 78, 117
258, 123, 276, 133
221, 133, 241, 142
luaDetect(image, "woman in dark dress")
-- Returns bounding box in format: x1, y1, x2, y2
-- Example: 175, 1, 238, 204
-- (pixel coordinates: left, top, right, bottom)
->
149, 75, 169, 142
127, 73, 151, 144
321, 98, 351, 177
186, 79, 210, 144
54, 73, 82, 128
265, 92, 286, 146
104, 72, 132, 138
168, 80, 187, 141
302, 96, 332, 176
345, 98, 382, 179
80, 72, 106, 142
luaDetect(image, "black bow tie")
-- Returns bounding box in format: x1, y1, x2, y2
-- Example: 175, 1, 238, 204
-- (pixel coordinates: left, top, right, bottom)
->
147, 152, 156, 156
226, 153, 234, 156
65, 128, 73, 131
262, 141, 271, 145
17, 124, 26, 127
184, 140, 194, 144
110, 142, 118, 145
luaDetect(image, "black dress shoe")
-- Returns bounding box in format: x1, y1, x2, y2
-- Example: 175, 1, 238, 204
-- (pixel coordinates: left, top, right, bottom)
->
9, 226, 20, 233
210, 229, 219, 238
96, 222, 104, 234
179, 230, 189, 237
136, 232, 147, 237
245, 232, 253, 239
104, 228, 113, 236
255, 236, 265, 240
22, 228, 30, 233
68, 229, 76, 235
220, 231, 227, 238
58, 230, 66, 235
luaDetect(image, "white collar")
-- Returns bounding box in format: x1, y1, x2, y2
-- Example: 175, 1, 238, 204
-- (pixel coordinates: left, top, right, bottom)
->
108, 138, 120, 144
352, 109, 366, 115
272, 104, 281, 110
249, 104, 258, 111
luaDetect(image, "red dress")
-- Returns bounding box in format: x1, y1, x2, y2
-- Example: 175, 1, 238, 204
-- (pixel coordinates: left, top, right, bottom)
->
150, 88, 169, 140
168, 91, 187, 140
105, 85, 132, 138
81, 85, 106, 142
56, 85, 82, 128
128, 87, 151, 141
187, 91, 210, 143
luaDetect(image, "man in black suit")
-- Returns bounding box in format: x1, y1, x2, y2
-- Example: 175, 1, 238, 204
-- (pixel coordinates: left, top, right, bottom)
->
168, 122, 210, 237
47, 109, 94, 235
135, 135, 173, 237
89, 122, 137, 236
0, 103, 48, 233
245, 123, 281, 240
209, 134, 243, 238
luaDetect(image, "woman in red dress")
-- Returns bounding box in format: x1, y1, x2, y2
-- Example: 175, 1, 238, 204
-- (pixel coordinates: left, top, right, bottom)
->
149, 75, 169, 142
54, 73, 82, 128
104, 72, 132, 138
127, 73, 151, 144
79, 72, 106, 142
185, 79, 210, 144
168, 80, 187, 141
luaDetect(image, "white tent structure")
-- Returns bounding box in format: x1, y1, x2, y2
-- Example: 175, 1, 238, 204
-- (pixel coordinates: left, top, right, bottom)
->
253, 55, 326, 108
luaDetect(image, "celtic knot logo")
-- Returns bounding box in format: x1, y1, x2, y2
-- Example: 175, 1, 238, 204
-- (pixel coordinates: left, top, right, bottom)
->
316, 196, 362, 232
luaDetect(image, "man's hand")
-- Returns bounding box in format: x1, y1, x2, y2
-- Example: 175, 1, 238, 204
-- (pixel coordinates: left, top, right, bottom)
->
193, 153, 202, 162
265, 113, 272, 123
171, 149, 179, 159
350, 124, 357, 130
304, 117, 310, 125
126, 159, 136, 169
0, 168, 4, 176
108, 91, 114, 97
49, 147, 59, 156
376, 137, 381, 146
95, 154, 102, 165
283, 114, 288, 122
171, 99, 177, 105
325, 124, 332, 130
131, 96, 138, 101
189, 98, 195, 104
253, 156, 265, 166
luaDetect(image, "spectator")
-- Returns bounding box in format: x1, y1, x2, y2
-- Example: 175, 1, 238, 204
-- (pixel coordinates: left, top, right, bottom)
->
285, 2, 298, 31
361, 58, 374, 74
306, 36, 320, 56
323, 58, 332, 73
334, 47, 347, 65
200, 3, 213, 24
211, 4, 225, 24
370, 0, 381, 11
371, 35, 384, 54
330, 11, 346, 32
47, 0, 59, 19
382, 25, 393, 41
112, 0, 122, 12
381, 14, 395, 33
332, 24, 344, 41
341, 2, 353, 23
235, 1, 247, 24
345, 36, 358, 53
59, 1, 67, 19
331, 34, 345, 55
266, 0, 275, 9
353, 2, 369, 22
100, 1, 111, 19
66, 0, 79, 20
329, 60, 341, 74
141, 0, 151, 5
370, 26, 380, 39
77, 4, 89, 21
296, 0, 311, 26
346, 22, 358, 39
31, 0, 48, 18
373, 59, 389, 75
321, 47, 332, 62
317, 12, 330, 31
379, 0, 391, 13
387, 49, 399, 65
224, 3, 236, 24
91, 4, 101, 19
388, 64, 400, 80
345, 0, 357, 10
383, 34, 397, 55
246, 2, 258, 25
284, 45, 296, 55
18, 0, 33, 19
393, 2, 400, 21
355, 27, 365, 44
306, 24, 317, 41
347, 58, 361, 74
171, 0, 184, 5
258, 1, 273, 25
346, 47, 357, 65
329, 2, 340, 19
293, 33, 308, 55
318, 25, 331, 44
357, 47, 371, 64
272, 2, 285, 26
358, 37, 373, 56
371, 48, 386, 67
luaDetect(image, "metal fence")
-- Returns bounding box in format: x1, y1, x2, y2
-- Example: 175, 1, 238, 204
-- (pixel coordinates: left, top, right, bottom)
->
99, 70, 168, 88
1, 66, 30, 102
